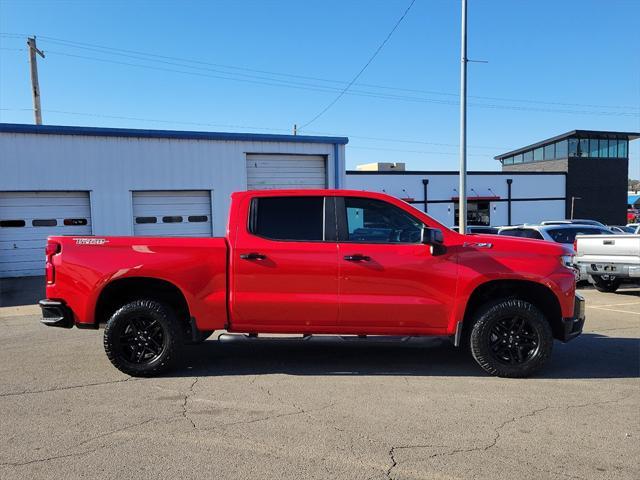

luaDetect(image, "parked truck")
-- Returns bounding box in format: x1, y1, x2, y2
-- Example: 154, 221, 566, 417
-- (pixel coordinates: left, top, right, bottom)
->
575, 233, 640, 292
40, 189, 584, 378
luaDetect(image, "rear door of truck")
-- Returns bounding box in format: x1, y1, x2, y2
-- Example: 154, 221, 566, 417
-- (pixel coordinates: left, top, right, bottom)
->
229, 194, 339, 331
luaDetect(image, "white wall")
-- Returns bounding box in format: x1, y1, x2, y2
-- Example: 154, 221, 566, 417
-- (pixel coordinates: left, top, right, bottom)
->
0, 132, 343, 236
345, 172, 566, 227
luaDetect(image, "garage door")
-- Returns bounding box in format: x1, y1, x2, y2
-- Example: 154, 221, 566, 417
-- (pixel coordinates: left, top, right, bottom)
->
0, 191, 92, 278
246, 154, 326, 190
132, 191, 212, 237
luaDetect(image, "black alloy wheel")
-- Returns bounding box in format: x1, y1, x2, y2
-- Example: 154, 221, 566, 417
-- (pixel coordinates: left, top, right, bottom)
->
488, 315, 540, 365
118, 315, 166, 364
104, 299, 182, 376
469, 298, 553, 378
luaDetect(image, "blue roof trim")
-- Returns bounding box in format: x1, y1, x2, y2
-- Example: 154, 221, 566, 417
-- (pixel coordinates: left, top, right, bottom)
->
0, 123, 349, 145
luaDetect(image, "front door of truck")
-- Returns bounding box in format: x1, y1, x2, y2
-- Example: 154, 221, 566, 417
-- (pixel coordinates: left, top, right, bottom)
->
231, 195, 339, 331
336, 196, 457, 332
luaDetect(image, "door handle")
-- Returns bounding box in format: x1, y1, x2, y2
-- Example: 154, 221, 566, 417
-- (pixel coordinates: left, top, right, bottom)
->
240, 252, 267, 260
344, 254, 371, 262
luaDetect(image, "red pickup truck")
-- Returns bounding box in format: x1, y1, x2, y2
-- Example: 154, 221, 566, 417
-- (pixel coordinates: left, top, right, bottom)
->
40, 189, 584, 378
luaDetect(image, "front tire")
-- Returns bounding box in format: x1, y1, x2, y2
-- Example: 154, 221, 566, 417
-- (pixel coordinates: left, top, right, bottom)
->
591, 275, 621, 293
469, 299, 553, 378
104, 299, 181, 377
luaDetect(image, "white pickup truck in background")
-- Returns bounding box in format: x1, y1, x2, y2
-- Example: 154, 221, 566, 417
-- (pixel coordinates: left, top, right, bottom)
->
575, 234, 640, 292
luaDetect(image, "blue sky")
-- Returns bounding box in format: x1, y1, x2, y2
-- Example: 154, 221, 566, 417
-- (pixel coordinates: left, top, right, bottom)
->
1, 0, 639, 175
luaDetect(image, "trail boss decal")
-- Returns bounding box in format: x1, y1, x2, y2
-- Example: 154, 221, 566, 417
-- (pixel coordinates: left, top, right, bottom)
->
73, 238, 109, 245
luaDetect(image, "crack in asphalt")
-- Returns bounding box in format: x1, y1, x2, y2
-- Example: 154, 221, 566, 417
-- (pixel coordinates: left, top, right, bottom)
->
0, 417, 156, 468
384, 394, 633, 480
0, 377, 136, 398
181, 377, 199, 429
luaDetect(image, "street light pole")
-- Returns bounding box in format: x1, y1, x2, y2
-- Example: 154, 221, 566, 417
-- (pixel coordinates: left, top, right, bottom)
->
458, 0, 468, 234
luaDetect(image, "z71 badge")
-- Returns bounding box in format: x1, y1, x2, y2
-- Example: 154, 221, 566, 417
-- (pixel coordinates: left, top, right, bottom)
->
73, 238, 109, 245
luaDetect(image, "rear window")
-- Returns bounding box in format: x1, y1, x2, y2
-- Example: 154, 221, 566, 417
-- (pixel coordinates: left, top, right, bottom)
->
547, 227, 606, 244
251, 196, 324, 241
499, 229, 544, 240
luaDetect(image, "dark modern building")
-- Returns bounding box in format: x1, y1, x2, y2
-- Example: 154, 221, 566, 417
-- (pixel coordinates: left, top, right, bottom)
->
495, 130, 639, 225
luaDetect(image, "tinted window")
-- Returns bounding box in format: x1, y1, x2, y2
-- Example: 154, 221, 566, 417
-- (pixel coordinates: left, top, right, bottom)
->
523, 150, 533, 162
544, 143, 555, 160
589, 138, 599, 157
555, 140, 568, 158
514, 154, 523, 164
252, 196, 324, 241
533, 148, 543, 161
568, 138, 578, 157
135, 217, 157, 224
503, 156, 514, 165
499, 229, 544, 240
547, 227, 606, 244
344, 197, 424, 243
618, 139, 628, 157
64, 218, 88, 226
162, 216, 182, 223
608, 140, 618, 157
0, 220, 26, 227
32, 219, 57, 227
579, 138, 589, 157
188, 215, 208, 223
598, 139, 609, 157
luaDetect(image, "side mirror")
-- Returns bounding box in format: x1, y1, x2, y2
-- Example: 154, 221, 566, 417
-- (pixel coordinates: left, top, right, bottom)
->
421, 227, 444, 245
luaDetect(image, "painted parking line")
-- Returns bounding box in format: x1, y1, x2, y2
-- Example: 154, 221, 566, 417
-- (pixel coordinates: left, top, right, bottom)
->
586, 301, 640, 309
588, 306, 640, 315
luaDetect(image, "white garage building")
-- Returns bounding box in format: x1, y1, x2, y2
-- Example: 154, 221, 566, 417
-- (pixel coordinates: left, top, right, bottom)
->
0, 123, 348, 277
345, 170, 566, 228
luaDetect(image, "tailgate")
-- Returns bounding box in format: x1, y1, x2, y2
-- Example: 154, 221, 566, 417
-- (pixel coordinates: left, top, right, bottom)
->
575, 235, 640, 264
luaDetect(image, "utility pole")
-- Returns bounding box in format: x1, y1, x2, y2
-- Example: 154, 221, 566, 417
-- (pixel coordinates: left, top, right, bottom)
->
570, 196, 581, 219
27, 36, 45, 125
458, 0, 468, 234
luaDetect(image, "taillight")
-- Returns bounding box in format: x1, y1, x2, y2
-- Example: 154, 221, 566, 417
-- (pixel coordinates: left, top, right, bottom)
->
45, 240, 61, 284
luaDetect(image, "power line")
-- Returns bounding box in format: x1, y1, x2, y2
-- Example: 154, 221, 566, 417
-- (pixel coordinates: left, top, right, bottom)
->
0, 107, 506, 150
299, 0, 417, 129
1, 32, 638, 113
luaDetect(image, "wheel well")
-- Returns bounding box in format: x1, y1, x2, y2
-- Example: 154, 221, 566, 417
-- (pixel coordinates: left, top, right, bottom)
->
95, 277, 191, 332
462, 280, 564, 340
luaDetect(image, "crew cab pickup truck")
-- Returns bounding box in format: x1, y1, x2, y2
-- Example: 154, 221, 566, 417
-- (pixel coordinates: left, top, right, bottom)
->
40, 190, 584, 378
575, 233, 640, 292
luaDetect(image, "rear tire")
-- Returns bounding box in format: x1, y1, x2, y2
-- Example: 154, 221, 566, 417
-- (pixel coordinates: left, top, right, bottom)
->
104, 299, 182, 377
591, 275, 621, 293
469, 298, 553, 378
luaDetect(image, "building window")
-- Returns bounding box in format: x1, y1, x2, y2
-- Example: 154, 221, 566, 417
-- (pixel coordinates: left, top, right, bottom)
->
533, 148, 543, 161
32, 219, 57, 227
0, 220, 26, 228
608, 139, 618, 157
579, 138, 589, 157
544, 143, 555, 160
618, 139, 628, 158
64, 218, 88, 226
598, 139, 609, 157
455, 201, 490, 226
514, 154, 523, 163
503, 156, 513, 165
523, 150, 533, 162
555, 140, 568, 158
135, 217, 157, 224
589, 138, 600, 157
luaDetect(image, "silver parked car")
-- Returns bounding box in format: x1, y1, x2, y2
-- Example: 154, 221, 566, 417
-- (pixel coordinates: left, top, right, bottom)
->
498, 224, 612, 245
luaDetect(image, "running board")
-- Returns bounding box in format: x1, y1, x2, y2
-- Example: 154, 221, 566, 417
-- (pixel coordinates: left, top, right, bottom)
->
218, 333, 416, 343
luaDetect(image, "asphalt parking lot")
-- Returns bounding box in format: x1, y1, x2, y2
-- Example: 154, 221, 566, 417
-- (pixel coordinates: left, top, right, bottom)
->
0, 285, 638, 480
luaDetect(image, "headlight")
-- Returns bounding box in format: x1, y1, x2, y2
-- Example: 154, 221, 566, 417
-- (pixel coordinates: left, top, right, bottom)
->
560, 254, 575, 268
